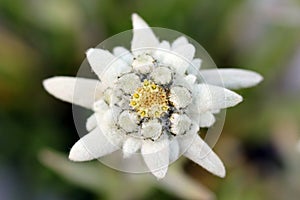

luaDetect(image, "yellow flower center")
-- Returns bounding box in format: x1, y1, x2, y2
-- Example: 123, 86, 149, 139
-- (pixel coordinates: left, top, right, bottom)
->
130, 80, 169, 118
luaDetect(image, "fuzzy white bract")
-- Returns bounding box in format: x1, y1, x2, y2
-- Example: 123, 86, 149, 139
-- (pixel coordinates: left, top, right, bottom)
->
43, 13, 263, 179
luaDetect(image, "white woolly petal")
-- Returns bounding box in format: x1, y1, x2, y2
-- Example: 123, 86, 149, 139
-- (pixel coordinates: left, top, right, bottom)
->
169, 138, 180, 163
141, 119, 162, 140
95, 109, 125, 147
184, 74, 197, 86
179, 134, 226, 177
69, 127, 118, 161
172, 74, 193, 90
198, 112, 216, 128
194, 84, 243, 112
141, 138, 170, 179
170, 114, 192, 135
186, 107, 216, 128
122, 137, 142, 158
43, 77, 103, 109
187, 58, 202, 76
175, 122, 198, 153
86, 48, 131, 85
161, 44, 195, 75
93, 99, 109, 114
159, 40, 171, 50
132, 54, 155, 74
200, 69, 263, 89
86, 114, 97, 132
118, 110, 139, 133
153, 41, 171, 60
194, 58, 202, 69
102, 127, 125, 149
173, 44, 195, 61
116, 73, 141, 94
172, 36, 189, 49
112, 46, 133, 64
169, 86, 192, 109
150, 67, 172, 85
131, 13, 159, 55
212, 109, 221, 114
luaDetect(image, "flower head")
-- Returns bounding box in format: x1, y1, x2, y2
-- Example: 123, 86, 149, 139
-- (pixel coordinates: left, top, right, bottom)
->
43, 13, 263, 179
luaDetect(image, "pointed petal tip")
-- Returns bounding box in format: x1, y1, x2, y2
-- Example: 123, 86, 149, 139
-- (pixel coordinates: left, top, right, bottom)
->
220, 170, 226, 178
244, 70, 264, 87
68, 140, 94, 162
43, 76, 56, 89
42, 76, 67, 96
86, 48, 95, 57
255, 72, 264, 84
226, 88, 243, 107
236, 93, 243, 104
183, 150, 226, 178
215, 163, 226, 178
142, 139, 170, 180
131, 12, 150, 30
68, 153, 78, 162
181, 134, 227, 178
42, 77, 52, 92
131, 13, 144, 24
227, 92, 243, 108
131, 13, 139, 20
153, 168, 168, 179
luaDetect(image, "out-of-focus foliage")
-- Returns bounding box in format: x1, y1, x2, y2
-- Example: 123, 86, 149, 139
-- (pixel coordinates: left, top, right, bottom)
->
39, 149, 215, 200
0, 0, 300, 199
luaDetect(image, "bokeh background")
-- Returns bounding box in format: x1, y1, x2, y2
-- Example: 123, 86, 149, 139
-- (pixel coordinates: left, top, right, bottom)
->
1, 0, 300, 199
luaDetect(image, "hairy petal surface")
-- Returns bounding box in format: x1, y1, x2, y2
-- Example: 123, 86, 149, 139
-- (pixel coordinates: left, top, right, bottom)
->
43, 77, 102, 109
86, 114, 97, 132
194, 84, 243, 113
113, 46, 134, 64
141, 138, 170, 179
161, 44, 195, 75
171, 36, 189, 49
122, 137, 142, 158
131, 13, 159, 55
179, 134, 226, 177
69, 127, 119, 161
198, 112, 216, 128
86, 48, 130, 85
200, 69, 263, 89
169, 139, 180, 163
187, 58, 202, 76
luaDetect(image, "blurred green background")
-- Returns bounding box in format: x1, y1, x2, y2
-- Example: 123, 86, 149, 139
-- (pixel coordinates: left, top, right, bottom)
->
1, 0, 300, 199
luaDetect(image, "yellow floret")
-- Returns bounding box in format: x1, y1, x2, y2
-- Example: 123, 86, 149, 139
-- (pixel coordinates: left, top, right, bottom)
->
130, 80, 169, 118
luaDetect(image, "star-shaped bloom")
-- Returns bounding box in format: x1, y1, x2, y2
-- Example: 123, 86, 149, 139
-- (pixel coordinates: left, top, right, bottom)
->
43, 13, 263, 179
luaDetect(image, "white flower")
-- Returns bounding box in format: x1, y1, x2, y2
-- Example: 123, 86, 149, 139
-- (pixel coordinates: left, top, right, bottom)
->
43, 13, 263, 179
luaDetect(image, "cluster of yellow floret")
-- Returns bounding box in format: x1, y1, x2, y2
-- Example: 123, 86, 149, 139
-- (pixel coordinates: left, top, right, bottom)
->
130, 80, 169, 118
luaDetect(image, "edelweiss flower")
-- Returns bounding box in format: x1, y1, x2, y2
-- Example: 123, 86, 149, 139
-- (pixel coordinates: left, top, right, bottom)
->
43, 13, 263, 179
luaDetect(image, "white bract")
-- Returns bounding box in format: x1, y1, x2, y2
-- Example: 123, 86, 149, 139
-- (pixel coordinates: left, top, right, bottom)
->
43, 13, 263, 179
